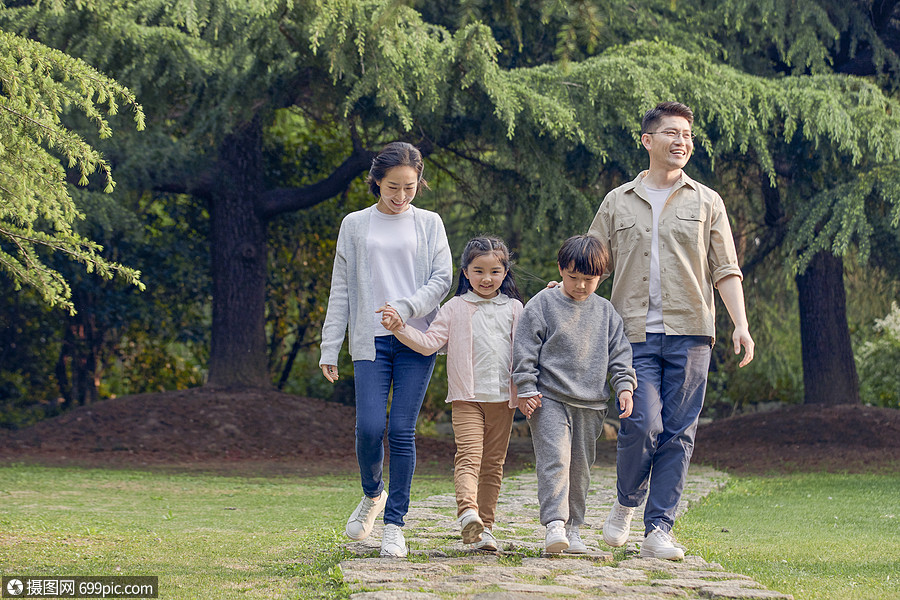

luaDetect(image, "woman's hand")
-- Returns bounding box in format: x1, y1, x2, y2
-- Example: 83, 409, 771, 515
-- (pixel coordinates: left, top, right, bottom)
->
321, 364, 339, 383
376, 304, 403, 331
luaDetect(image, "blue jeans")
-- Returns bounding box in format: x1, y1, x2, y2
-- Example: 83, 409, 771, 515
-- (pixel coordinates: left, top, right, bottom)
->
353, 335, 436, 527
615, 333, 711, 535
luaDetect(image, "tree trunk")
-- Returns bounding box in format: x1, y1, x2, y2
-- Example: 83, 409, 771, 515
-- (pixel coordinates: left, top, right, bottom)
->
207, 119, 271, 388
795, 250, 860, 405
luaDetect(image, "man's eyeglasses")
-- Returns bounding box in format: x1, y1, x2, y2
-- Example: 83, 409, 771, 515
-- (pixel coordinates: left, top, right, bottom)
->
646, 130, 695, 141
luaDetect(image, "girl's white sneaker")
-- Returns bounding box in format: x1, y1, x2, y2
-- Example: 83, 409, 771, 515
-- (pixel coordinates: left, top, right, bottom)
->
457, 508, 485, 544
380, 524, 407, 558
473, 528, 498, 551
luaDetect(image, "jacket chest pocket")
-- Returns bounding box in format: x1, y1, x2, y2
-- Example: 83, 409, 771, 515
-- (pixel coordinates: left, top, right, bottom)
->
612, 214, 639, 254
672, 205, 704, 245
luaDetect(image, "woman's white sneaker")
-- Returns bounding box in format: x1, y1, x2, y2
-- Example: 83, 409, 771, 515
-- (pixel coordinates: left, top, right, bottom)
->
345, 490, 387, 541
380, 524, 408, 558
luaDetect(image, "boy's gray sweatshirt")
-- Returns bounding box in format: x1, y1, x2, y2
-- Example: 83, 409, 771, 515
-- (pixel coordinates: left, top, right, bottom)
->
512, 286, 637, 408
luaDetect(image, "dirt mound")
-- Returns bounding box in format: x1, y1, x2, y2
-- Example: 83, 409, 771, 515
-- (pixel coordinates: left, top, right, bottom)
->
0, 388, 461, 475
693, 404, 900, 474
1, 388, 897, 476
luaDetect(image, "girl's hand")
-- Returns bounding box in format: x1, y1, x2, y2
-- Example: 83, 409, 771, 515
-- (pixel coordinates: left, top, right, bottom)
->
518, 394, 542, 419
617, 390, 634, 419
376, 304, 403, 331
321, 364, 339, 383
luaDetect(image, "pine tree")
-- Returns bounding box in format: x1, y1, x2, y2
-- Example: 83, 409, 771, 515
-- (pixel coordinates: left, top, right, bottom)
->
0, 27, 145, 313
3, 0, 898, 403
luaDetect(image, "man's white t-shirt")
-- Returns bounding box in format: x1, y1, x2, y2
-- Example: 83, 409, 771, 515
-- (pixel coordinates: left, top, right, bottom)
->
643, 185, 674, 334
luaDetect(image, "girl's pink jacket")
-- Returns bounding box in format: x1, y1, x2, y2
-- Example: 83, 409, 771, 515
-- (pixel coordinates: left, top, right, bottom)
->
391, 293, 523, 408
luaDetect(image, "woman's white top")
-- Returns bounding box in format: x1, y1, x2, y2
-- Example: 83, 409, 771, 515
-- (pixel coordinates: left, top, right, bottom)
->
368, 209, 428, 334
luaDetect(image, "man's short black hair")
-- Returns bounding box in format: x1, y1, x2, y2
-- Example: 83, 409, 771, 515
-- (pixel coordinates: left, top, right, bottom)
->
641, 101, 695, 134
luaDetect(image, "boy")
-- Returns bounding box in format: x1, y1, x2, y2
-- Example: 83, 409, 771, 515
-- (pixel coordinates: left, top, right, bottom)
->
513, 235, 636, 554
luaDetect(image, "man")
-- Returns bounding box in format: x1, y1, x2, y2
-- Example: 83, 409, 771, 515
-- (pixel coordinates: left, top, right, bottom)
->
589, 101, 754, 560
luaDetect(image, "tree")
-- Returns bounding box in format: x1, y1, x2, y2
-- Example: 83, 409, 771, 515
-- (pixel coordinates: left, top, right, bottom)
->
3, 0, 898, 405
0, 26, 145, 313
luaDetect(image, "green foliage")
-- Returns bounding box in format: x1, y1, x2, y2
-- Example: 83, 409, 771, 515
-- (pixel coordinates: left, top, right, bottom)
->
856, 302, 900, 408
0, 25, 145, 313
789, 164, 900, 273
2, 0, 898, 412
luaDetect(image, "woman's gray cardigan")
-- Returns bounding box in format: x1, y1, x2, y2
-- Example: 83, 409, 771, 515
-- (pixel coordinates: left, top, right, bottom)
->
319, 204, 453, 365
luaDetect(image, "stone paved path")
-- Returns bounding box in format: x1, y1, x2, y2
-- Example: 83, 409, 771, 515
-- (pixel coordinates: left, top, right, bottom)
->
341, 465, 793, 599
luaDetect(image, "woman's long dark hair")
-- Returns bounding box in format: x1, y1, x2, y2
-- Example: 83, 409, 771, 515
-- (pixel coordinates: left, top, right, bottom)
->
365, 141, 429, 197
454, 236, 522, 302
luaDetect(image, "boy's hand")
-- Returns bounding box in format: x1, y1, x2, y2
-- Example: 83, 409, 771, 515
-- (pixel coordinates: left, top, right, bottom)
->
617, 390, 634, 419
518, 394, 542, 419
376, 305, 403, 331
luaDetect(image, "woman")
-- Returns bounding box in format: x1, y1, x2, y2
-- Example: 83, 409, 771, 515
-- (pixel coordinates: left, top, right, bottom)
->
319, 141, 452, 558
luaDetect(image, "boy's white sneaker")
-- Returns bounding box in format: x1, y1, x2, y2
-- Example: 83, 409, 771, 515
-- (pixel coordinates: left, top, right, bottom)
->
639, 525, 685, 561
380, 524, 408, 558
602, 500, 635, 547
564, 524, 588, 554
473, 528, 498, 551
544, 520, 569, 554
345, 490, 387, 541
457, 508, 485, 544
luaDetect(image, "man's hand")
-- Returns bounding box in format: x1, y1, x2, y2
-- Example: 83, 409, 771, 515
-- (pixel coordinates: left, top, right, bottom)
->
733, 326, 755, 367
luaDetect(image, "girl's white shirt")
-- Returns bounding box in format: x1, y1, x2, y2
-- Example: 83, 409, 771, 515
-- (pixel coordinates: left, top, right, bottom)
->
466, 291, 515, 403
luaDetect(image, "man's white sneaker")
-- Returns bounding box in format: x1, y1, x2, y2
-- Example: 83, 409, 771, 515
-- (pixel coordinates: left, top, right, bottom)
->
564, 524, 588, 554
345, 490, 387, 541
457, 508, 485, 544
380, 524, 407, 558
473, 528, 498, 551
602, 500, 635, 547
544, 520, 569, 554
640, 526, 685, 561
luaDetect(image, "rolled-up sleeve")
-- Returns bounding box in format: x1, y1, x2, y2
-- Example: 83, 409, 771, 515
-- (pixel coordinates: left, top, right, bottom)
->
708, 194, 743, 287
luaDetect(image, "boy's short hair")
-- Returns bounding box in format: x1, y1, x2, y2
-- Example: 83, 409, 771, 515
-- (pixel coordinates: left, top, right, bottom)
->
557, 235, 609, 276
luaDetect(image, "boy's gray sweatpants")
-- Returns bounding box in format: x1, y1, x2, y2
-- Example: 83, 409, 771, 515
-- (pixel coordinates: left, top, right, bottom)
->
528, 396, 608, 526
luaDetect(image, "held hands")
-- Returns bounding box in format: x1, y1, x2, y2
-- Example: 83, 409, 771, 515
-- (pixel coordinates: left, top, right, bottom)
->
321, 364, 339, 383
376, 304, 403, 331
617, 389, 634, 419
518, 394, 542, 419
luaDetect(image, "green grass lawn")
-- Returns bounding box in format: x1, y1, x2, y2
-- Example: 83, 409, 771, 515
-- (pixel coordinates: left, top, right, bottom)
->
677, 472, 900, 600
0, 463, 454, 599
3, 464, 898, 599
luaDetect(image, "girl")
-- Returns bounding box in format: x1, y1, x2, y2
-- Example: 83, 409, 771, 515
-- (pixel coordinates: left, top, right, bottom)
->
381, 236, 523, 551
319, 142, 452, 558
